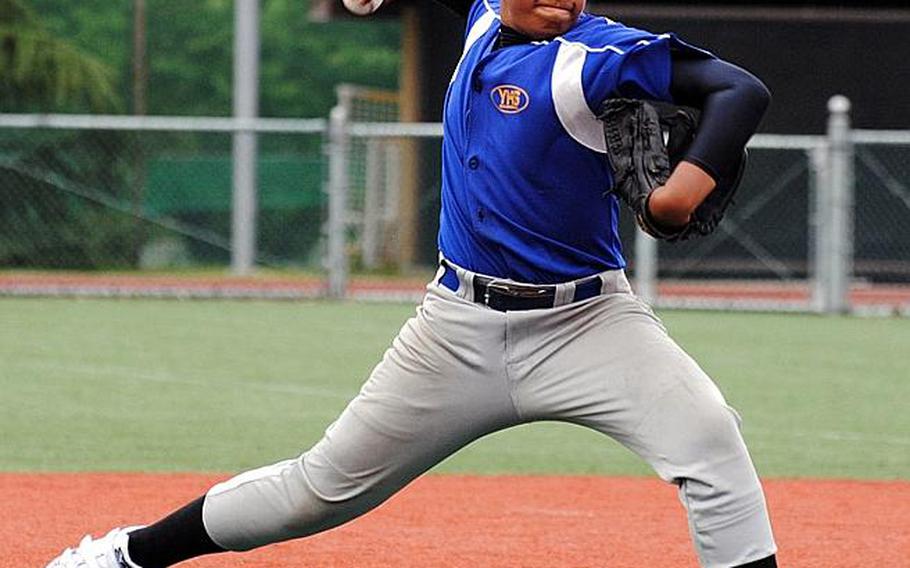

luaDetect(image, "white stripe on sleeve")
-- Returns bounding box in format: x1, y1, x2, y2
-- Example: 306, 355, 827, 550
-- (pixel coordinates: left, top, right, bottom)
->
551, 41, 607, 153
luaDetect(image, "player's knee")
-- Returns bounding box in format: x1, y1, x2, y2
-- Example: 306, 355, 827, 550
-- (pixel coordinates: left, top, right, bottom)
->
673, 405, 767, 531
233, 453, 379, 543
277, 467, 360, 538
684, 400, 747, 459
301, 441, 383, 503
203, 447, 386, 551
278, 448, 392, 537
639, 388, 751, 480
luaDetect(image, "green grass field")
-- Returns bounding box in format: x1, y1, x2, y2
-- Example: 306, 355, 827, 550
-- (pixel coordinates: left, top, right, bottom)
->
2, 298, 908, 479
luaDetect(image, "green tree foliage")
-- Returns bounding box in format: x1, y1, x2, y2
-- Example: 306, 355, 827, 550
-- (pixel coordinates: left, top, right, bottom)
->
0, 0, 120, 111
259, 0, 400, 117
0, 131, 139, 268
1, 0, 132, 268
1, 1, 400, 269
23, 0, 401, 117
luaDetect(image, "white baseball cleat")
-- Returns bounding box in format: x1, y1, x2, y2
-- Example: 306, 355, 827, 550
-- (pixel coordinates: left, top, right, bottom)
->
46, 526, 145, 568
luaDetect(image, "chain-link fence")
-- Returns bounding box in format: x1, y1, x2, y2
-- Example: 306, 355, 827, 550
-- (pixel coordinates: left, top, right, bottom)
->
0, 116, 326, 272
2, 97, 908, 313
335, 84, 405, 270
337, 125, 829, 311
329, 97, 910, 314
853, 136, 910, 284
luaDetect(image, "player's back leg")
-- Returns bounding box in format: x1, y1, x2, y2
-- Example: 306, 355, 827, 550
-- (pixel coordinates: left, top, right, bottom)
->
510, 290, 776, 568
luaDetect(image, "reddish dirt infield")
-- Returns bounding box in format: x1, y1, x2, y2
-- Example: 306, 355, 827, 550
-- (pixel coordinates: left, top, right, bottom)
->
3, 272, 910, 311
6, 474, 909, 567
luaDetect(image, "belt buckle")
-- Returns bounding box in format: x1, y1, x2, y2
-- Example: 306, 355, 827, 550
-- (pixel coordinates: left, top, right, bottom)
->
483, 281, 512, 307
486, 281, 553, 309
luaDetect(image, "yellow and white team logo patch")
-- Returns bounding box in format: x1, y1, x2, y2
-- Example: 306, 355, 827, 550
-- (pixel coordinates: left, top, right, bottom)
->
491, 84, 530, 114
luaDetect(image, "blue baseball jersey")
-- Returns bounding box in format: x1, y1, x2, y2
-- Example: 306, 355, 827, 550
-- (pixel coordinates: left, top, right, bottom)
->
437, 0, 708, 284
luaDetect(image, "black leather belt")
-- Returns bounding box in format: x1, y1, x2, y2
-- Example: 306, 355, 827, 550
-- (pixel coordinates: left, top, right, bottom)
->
439, 260, 604, 312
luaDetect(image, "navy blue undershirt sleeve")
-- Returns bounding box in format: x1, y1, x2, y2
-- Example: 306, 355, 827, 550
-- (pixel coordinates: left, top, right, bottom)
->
669, 55, 772, 182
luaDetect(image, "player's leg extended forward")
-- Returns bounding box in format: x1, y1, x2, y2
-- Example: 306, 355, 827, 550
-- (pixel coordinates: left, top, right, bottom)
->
508, 280, 776, 568
201, 286, 520, 551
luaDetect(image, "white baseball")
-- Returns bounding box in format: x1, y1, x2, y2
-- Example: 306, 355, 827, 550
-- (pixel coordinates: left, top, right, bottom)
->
342, 0, 383, 16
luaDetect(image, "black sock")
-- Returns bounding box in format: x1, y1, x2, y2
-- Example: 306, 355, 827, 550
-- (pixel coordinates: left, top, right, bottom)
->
126, 496, 226, 568
734, 554, 777, 568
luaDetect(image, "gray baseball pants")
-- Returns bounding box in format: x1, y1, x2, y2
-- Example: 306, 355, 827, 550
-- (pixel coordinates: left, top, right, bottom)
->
202, 267, 776, 568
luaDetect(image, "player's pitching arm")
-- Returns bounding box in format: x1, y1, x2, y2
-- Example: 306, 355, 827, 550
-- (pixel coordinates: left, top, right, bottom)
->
645, 56, 771, 231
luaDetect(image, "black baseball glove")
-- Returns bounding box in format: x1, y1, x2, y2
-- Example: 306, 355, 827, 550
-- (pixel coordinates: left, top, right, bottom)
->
597, 98, 746, 242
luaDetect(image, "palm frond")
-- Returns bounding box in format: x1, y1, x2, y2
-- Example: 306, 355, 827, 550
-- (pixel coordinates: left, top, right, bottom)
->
0, 24, 121, 111
0, 0, 39, 26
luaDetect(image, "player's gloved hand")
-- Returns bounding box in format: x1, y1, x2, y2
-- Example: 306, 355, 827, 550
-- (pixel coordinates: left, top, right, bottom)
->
598, 98, 746, 242
680, 148, 748, 240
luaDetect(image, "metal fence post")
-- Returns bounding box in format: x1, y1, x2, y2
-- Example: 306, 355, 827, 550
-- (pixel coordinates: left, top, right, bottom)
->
634, 227, 658, 304
326, 88, 352, 298
362, 138, 383, 269
814, 95, 854, 314
231, 0, 260, 275
809, 144, 828, 313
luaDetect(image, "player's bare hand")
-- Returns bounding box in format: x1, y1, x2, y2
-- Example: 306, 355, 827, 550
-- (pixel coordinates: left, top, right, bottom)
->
342, 0, 383, 16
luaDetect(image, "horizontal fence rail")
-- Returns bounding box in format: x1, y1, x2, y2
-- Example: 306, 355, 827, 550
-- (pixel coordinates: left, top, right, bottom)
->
851, 129, 910, 145
0, 114, 327, 134
2, 97, 909, 315
348, 122, 444, 138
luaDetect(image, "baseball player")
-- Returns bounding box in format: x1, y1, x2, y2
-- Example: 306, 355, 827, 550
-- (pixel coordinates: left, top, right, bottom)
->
47, 0, 777, 566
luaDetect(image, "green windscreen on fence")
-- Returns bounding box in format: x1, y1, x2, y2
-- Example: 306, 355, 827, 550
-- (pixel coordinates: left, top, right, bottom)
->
145, 155, 324, 214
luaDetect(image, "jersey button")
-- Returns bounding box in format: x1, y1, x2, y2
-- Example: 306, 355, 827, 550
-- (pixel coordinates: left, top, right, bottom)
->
468, 156, 480, 170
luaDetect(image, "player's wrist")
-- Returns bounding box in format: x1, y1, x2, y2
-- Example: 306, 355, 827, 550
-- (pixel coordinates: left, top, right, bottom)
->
636, 192, 686, 240
648, 161, 717, 226
646, 186, 692, 228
